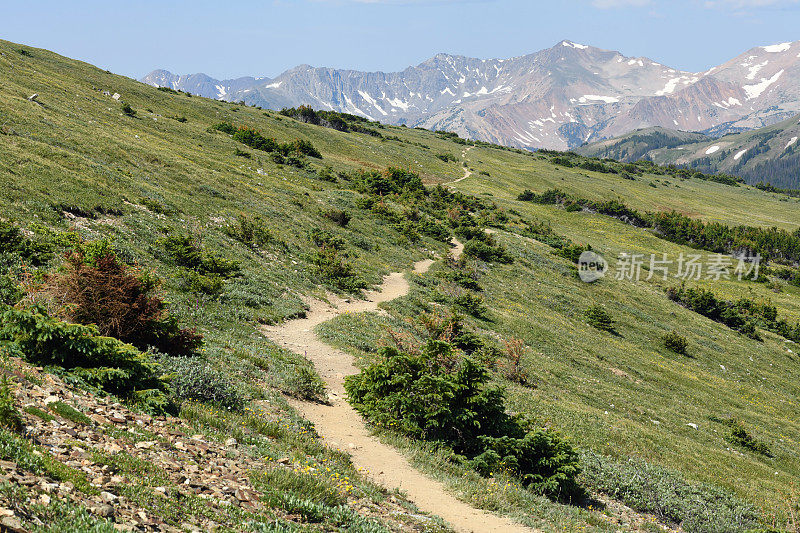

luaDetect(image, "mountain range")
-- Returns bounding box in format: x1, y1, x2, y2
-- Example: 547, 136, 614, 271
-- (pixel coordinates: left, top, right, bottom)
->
142, 39, 800, 150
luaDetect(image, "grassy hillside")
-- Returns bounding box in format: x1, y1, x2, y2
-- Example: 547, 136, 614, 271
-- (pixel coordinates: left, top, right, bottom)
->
1, 39, 799, 532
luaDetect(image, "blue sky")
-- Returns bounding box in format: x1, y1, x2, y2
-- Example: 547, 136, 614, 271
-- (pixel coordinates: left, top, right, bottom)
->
3, 0, 799, 79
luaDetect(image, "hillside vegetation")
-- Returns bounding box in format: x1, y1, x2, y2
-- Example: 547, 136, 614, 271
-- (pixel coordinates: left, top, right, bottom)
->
1, 39, 799, 532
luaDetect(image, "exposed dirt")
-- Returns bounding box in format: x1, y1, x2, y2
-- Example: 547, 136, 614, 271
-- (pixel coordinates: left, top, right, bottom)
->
450, 146, 474, 184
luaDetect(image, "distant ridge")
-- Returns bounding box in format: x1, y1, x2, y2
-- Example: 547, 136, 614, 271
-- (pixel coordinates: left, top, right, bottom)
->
143, 39, 800, 150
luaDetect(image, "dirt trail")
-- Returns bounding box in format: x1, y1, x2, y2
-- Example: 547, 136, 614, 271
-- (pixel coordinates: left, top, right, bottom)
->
450, 146, 474, 184
262, 243, 535, 533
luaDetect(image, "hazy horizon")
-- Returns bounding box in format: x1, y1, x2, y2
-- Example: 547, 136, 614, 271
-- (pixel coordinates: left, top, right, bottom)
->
3, 0, 800, 80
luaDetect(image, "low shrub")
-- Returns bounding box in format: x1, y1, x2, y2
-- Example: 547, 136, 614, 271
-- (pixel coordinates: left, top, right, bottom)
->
121, 103, 136, 117
662, 330, 688, 355
309, 248, 367, 293
0, 377, 22, 432
0, 220, 53, 266
286, 365, 327, 403
453, 292, 488, 319
584, 305, 615, 333
161, 234, 239, 277
580, 451, 760, 532
45, 250, 202, 356
158, 355, 245, 410
517, 190, 535, 201
323, 208, 351, 228
224, 215, 277, 251
462, 239, 512, 264
345, 341, 582, 499
0, 307, 171, 413
712, 417, 772, 457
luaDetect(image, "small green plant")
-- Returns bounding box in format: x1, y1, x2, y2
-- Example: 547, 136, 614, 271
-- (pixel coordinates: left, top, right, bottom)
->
714, 417, 772, 456
49, 401, 92, 425
158, 355, 245, 410
23, 405, 54, 422
584, 305, 615, 333
224, 215, 277, 251
121, 103, 136, 117
287, 365, 327, 403
453, 292, 487, 318
234, 147, 251, 158
0, 376, 22, 432
323, 208, 351, 228
662, 330, 688, 355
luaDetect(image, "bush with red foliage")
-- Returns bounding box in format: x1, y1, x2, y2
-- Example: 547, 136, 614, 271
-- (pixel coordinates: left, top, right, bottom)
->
47, 251, 202, 356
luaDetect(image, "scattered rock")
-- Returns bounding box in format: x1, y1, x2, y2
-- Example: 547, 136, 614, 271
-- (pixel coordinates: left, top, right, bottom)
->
90, 503, 115, 518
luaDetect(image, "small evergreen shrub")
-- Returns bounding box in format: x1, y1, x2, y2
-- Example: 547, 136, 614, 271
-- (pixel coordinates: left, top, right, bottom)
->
517, 189, 535, 201
662, 330, 688, 355
0, 307, 171, 413
121, 103, 136, 117
323, 208, 351, 228
712, 417, 772, 457
462, 239, 512, 264
287, 365, 327, 403
0, 377, 22, 433
453, 292, 487, 318
345, 341, 582, 499
584, 305, 615, 333
224, 215, 277, 251
0, 220, 53, 266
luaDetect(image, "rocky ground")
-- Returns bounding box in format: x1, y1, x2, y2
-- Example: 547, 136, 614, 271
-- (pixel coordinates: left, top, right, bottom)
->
0, 357, 444, 532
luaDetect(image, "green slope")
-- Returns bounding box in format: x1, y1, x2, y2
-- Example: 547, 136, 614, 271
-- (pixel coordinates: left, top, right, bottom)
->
578, 116, 800, 190
575, 127, 711, 162
2, 38, 800, 531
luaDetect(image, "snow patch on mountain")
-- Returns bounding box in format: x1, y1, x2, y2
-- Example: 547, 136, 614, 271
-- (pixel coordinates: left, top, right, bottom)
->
705, 145, 720, 155
578, 95, 619, 104
746, 61, 769, 81
734, 149, 748, 160
743, 70, 784, 100
763, 42, 792, 53
787, 136, 798, 149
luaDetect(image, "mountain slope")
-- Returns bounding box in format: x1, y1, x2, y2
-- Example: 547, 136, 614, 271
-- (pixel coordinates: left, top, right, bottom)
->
142, 40, 800, 150
579, 113, 800, 188
3, 38, 800, 531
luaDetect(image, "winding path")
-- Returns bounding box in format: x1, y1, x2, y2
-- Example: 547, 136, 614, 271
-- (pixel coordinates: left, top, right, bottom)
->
450, 145, 474, 184
262, 242, 533, 533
